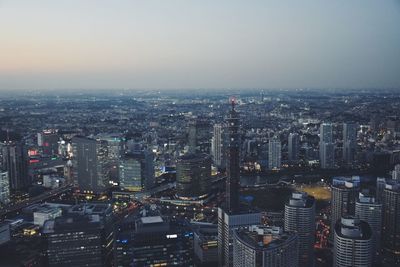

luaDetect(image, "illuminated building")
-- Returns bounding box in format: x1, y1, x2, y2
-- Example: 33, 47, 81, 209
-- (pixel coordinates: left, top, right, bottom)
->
193, 226, 218, 266
37, 129, 59, 156
0, 171, 10, 204
212, 123, 225, 168
119, 149, 154, 192
233, 225, 298, 267
268, 136, 281, 170
176, 153, 211, 199
333, 216, 372, 267
114, 216, 193, 267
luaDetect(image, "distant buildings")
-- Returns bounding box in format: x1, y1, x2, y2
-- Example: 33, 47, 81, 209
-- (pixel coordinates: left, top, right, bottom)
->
284, 192, 315, 267
0, 171, 10, 204
176, 153, 211, 199
342, 123, 357, 164
268, 136, 281, 170
319, 123, 334, 169
233, 225, 298, 267
288, 133, 300, 162
119, 149, 154, 192
330, 177, 360, 236
1, 141, 29, 191
333, 216, 372, 267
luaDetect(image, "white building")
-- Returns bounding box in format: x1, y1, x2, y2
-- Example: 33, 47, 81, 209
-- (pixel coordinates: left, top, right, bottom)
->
268, 136, 281, 170
33, 207, 62, 227
0, 171, 10, 205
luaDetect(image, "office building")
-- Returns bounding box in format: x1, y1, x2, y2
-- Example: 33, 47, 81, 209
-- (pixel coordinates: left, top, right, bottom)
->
330, 177, 360, 236
333, 216, 373, 267
218, 99, 262, 267
342, 123, 357, 164
188, 118, 211, 154
288, 133, 300, 162
1, 141, 29, 191
114, 216, 194, 267
193, 226, 218, 266
119, 149, 154, 192
381, 180, 400, 262
212, 123, 225, 168
44, 203, 114, 267
0, 171, 10, 204
268, 136, 281, 170
37, 129, 59, 156
33, 206, 62, 227
284, 192, 315, 267
319, 123, 335, 169
233, 225, 298, 267
355, 193, 382, 262
176, 153, 211, 199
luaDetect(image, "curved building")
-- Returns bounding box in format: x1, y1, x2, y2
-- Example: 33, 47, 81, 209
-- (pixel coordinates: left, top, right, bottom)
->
333, 216, 372, 267
233, 225, 298, 267
176, 153, 211, 199
284, 192, 315, 267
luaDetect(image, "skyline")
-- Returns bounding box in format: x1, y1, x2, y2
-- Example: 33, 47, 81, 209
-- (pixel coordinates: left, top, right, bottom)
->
1, 0, 400, 90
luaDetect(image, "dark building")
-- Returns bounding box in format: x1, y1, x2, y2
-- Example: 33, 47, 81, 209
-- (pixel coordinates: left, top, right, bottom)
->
1, 141, 29, 191
176, 153, 211, 199
342, 123, 357, 165
288, 133, 300, 162
188, 118, 211, 154
43, 203, 114, 267
193, 225, 218, 266
114, 216, 194, 267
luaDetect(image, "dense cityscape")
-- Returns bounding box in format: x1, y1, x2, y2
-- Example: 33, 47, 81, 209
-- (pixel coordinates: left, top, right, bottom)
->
0, 89, 399, 266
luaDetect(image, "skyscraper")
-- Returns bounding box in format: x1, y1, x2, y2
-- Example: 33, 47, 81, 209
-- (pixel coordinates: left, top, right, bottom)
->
355, 192, 382, 263
330, 177, 360, 237
176, 153, 211, 199
188, 118, 211, 154
218, 99, 261, 267
333, 216, 373, 267
1, 141, 29, 191
342, 123, 357, 164
37, 129, 59, 156
284, 192, 315, 267
381, 180, 400, 263
119, 149, 154, 192
288, 133, 300, 162
212, 124, 224, 168
0, 171, 10, 204
319, 123, 334, 169
268, 136, 281, 170
392, 164, 400, 180
233, 225, 298, 267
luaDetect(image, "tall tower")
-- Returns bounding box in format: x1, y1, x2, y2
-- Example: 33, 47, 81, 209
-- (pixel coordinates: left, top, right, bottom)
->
288, 133, 300, 162
333, 216, 373, 267
343, 123, 357, 164
355, 193, 382, 263
268, 136, 281, 170
330, 177, 360, 237
319, 123, 334, 169
284, 192, 315, 267
225, 98, 240, 214
218, 98, 262, 267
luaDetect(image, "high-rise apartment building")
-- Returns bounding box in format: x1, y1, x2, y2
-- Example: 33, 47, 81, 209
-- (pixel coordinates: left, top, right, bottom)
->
268, 136, 281, 170
284, 192, 315, 267
288, 133, 300, 162
319, 123, 334, 169
333, 216, 372, 267
342, 123, 357, 164
188, 118, 211, 154
212, 124, 224, 168
233, 225, 298, 267
355, 192, 382, 263
330, 177, 360, 236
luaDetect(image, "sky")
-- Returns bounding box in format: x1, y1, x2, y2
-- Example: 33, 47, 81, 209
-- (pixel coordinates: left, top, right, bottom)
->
0, 0, 399, 91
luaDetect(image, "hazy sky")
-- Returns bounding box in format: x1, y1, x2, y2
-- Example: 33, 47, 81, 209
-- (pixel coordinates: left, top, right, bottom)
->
0, 0, 399, 90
